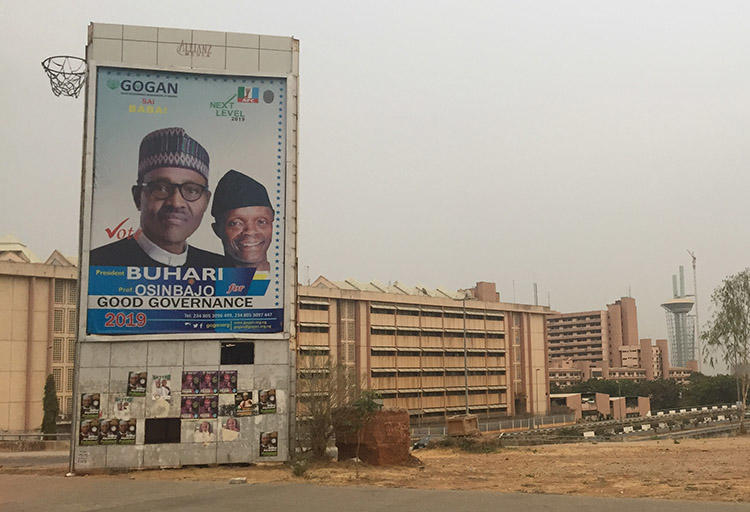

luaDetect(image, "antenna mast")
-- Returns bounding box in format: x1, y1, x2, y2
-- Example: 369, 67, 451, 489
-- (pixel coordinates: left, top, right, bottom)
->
687, 250, 700, 372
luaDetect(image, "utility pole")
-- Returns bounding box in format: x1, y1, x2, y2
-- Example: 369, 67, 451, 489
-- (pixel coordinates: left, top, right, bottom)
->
462, 293, 469, 415
687, 250, 700, 372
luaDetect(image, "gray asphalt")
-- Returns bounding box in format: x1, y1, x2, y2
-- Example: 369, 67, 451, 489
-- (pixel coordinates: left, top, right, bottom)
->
0, 474, 746, 512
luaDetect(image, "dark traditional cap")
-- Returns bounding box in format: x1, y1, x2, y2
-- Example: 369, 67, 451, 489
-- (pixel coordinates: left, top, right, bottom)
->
138, 127, 209, 181
211, 170, 273, 218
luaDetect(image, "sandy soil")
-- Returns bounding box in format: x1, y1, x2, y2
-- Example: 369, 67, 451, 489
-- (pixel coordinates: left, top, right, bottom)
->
92, 436, 750, 503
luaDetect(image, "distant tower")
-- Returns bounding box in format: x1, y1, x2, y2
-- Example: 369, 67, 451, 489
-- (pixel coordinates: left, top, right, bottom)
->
661, 265, 695, 367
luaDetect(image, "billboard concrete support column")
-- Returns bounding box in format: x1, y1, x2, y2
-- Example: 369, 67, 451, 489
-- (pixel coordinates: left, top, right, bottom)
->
71, 24, 299, 472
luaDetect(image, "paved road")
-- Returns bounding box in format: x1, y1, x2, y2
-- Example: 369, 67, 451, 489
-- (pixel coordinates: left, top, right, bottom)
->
0, 474, 745, 512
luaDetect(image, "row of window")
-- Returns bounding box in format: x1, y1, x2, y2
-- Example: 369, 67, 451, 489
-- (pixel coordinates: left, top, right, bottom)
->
372, 369, 506, 377
381, 389, 505, 399
370, 327, 504, 339
370, 348, 506, 357
299, 302, 329, 311
370, 305, 504, 322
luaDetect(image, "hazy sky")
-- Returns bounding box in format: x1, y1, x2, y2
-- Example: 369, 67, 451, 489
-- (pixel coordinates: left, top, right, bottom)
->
2, 1, 748, 372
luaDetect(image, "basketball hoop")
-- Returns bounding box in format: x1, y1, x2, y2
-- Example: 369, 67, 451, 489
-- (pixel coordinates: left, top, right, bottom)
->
42, 56, 87, 98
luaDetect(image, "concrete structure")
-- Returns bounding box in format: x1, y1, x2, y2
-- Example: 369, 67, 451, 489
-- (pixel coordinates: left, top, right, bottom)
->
297, 277, 551, 419
548, 296, 694, 386
609, 396, 651, 420
0, 238, 77, 432
662, 266, 697, 368
68, 23, 299, 471
550, 391, 630, 421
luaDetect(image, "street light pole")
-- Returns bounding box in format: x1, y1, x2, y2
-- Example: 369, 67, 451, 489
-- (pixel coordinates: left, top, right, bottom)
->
463, 294, 469, 415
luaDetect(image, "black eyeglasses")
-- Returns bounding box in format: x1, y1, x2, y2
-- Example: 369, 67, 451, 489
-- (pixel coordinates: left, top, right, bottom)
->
139, 181, 208, 202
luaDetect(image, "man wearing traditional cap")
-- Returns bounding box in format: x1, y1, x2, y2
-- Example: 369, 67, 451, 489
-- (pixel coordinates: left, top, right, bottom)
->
211, 170, 274, 271
89, 127, 224, 267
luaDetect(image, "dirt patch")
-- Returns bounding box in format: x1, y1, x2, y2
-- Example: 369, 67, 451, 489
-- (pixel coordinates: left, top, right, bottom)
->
8, 436, 749, 502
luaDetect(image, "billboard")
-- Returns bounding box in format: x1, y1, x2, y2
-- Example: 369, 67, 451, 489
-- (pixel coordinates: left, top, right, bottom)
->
85, 67, 286, 335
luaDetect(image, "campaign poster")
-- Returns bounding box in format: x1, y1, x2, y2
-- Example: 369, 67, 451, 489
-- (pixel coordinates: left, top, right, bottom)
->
199, 371, 219, 394
86, 67, 286, 335
127, 371, 148, 397
198, 395, 219, 419
193, 420, 216, 443
113, 396, 134, 420
79, 419, 100, 446
259, 431, 278, 457
118, 419, 137, 444
100, 418, 120, 445
181, 395, 201, 419
220, 417, 241, 441
182, 371, 202, 394
235, 391, 256, 417
80, 393, 101, 419
258, 389, 277, 414
218, 370, 238, 393
218, 394, 237, 416
151, 374, 172, 401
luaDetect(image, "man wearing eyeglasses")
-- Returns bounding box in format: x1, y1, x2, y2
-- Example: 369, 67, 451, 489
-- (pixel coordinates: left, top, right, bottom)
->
89, 127, 224, 267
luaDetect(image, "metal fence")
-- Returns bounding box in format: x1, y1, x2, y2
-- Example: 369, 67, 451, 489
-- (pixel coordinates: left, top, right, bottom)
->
0, 433, 71, 441
411, 413, 576, 439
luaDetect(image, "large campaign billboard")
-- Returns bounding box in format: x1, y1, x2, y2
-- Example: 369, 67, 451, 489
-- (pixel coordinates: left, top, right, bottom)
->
86, 67, 286, 335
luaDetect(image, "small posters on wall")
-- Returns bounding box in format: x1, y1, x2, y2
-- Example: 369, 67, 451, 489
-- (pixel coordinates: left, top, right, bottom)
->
199, 395, 218, 418
259, 431, 278, 457
151, 374, 172, 401
127, 371, 148, 397
181, 395, 218, 419
118, 419, 136, 444
113, 396, 134, 420
80, 393, 100, 419
218, 394, 236, 417
193, 420, 216, 443
181, 396, 201, 419
181, 371, 202, 394
80, 418, 137, 445
218, 371, 238, 393
220, 417, 240, 441
79, 419, 100, 445
235, 391, 256, 417
199, 371, 219, 394
99, 419, 120, 444
259, 389, 277, 414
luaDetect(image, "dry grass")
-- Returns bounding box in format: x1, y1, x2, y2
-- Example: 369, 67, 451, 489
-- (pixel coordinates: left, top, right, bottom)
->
79, 435, 750, 502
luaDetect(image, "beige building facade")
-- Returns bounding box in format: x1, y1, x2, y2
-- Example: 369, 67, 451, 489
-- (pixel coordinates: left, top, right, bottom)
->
0, 237, 78, 432
548, 296, 694, 387
298, 278, 550, 420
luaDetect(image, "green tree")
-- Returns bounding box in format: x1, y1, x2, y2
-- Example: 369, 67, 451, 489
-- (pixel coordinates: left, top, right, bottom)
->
701, 269, 750, 433
41, 374, 58, 438
682, 373, 737, 405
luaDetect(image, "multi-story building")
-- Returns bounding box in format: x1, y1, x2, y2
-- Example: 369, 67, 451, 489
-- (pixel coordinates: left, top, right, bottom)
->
297, 277, 551, 420
546, 310, 608, 369
548, 295, 693, 387
0, 236, 78, 432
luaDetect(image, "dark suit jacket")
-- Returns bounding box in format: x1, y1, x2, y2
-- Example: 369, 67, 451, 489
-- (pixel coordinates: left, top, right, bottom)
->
89, 237, 225, 267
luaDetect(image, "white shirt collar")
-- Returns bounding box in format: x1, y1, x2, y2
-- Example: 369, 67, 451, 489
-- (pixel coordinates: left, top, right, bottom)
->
135, 231, 187, 266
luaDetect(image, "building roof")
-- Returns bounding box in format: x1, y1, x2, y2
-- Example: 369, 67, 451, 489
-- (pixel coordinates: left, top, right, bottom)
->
311, 275, 465, 300
0, 234, 39, 263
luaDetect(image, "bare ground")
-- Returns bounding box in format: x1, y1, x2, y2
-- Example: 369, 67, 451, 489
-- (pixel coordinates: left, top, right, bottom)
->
12, 436, 750, 503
